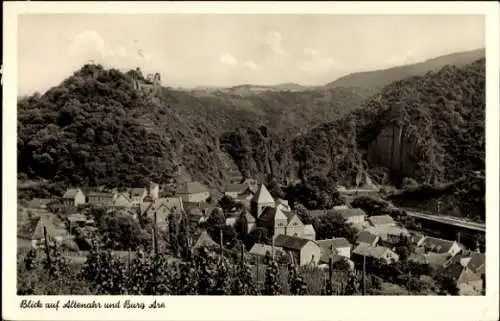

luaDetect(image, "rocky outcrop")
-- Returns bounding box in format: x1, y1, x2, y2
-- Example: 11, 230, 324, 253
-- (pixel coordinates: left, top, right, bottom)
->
367, 105, 419, 178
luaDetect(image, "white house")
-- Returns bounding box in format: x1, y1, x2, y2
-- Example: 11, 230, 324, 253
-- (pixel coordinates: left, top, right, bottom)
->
317, 237, 352, 259
336, 208, 367, 225
62, 188, 86, 207
274, 235, 321, 266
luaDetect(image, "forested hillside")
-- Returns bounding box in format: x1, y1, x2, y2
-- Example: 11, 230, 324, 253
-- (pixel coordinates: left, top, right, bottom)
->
222, 58, 485, 217
326, 48, 484, 92
17, 64, 367, 190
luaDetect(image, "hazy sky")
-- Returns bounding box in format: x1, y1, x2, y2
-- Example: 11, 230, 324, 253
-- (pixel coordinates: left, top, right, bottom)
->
18, 14, 484, 94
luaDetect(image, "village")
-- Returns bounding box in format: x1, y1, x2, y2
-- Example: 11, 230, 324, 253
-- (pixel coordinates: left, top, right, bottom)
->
17, 176, 485, 295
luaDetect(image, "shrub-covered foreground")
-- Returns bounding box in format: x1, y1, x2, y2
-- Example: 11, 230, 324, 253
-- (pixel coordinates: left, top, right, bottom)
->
18, 240, 459, 296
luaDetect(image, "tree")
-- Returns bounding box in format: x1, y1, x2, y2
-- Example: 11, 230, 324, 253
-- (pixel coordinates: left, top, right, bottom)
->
313, 212, 357, 243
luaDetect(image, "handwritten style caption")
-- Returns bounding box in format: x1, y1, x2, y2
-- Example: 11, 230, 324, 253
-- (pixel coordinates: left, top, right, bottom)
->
20, 299, 166, 311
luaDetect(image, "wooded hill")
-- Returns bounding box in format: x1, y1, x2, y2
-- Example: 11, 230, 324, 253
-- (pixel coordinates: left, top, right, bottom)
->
17, 50, 485, 218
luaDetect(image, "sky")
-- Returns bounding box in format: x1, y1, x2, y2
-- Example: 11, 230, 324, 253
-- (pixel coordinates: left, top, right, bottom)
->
18, 14, 484, 95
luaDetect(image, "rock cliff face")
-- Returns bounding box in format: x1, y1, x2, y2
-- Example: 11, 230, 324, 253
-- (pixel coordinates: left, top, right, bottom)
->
367, 105, 419, 179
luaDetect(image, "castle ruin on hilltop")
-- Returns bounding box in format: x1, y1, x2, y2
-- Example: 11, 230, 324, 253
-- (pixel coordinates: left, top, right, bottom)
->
130, 67, 161, 95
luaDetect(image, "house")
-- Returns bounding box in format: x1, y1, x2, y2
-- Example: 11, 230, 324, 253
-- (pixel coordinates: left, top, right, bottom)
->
442, 262, 483, 295
27, 198, 53, 209
141, 197, 184, 230
177, 181, 210, 203
368, 215, 396, 227
249, 243, 285, 259
317, 237, 352, 260
224, 183, 248, 199
365, 226, 410, 243
18, 215, 67, 248
130, 188, 148, 206
114, 192, 133, 208
250, 184, 275, 217
356, 231, 380, 247
409, 251, 452, 268
352, 243, 399, 264
335, 208, 366, 225
149, 182, 160, 200
87, 192, 116, 207
62, 188, 86, 207
192, 230, 218, 251
273, 235, 321, 266
417, 236, 462, 257
303, 224, 316, 240
258, 206, 307, 239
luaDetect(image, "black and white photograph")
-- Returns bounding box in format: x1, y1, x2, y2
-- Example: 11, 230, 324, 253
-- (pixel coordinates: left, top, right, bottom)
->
3, 2, 500, 321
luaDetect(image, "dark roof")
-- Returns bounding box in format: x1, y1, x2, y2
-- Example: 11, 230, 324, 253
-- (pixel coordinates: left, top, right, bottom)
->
356, 231, 379, 245
331, 237, 351, 248
273, 235, 314, 251
224, 183, 248, 193
130, 188, 147, 196
336, 208, 366, 219
420, 237, 456, 254
177, 181, 209, 194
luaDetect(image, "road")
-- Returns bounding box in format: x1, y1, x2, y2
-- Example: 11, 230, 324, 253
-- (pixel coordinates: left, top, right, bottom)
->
338, 187, 486, 232
404, 210, 485, 232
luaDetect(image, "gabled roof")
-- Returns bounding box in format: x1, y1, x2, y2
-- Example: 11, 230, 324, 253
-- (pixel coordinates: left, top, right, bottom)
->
356, 231, 379, 245
259, 206, 289, 224
419, 237, 457, 254
249, 243, 284, 257
177, 181, 209, 195
331, 237, 351, 248
336, 208, 366, 219
250, 184, 274, 204
192, 230, 218, 249
274, 235, 315, 251
368, 215, 395, 226
63, 188, 82, 199
18, 215, 67, 240
352, 243, 393, 260
224, 183, 248, 193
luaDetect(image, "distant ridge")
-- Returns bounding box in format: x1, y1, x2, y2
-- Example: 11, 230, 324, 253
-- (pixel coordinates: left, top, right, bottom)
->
326, 48, 485, 91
